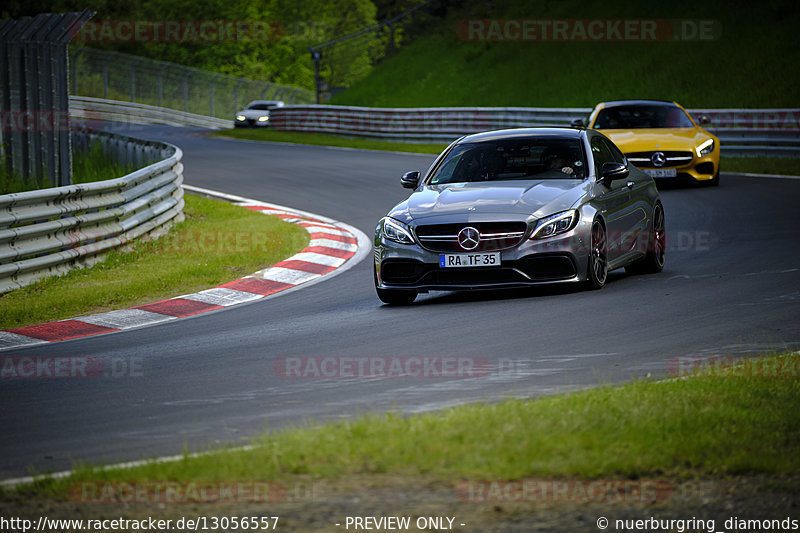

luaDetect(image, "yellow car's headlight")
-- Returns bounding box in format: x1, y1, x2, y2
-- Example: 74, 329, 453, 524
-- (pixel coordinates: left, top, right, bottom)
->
697, 139, 715, 157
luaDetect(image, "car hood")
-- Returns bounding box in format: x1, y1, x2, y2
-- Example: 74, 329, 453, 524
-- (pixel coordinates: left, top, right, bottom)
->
388, 180, 589, 224
598, 128, 714, 152
237, 110, 270, 118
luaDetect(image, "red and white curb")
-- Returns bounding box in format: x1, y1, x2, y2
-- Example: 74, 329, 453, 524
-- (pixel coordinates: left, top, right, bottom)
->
0, 185, 369, 351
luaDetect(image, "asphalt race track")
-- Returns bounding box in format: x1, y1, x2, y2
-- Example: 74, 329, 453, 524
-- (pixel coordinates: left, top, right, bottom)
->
1, 124, 799, 480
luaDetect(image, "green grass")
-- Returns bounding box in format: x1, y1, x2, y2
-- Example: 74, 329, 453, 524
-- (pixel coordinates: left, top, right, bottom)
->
1, 142, 137, 195
721, 156, 800, 175
333, 0, 800, 108
16, 352, 800, 498
71, 141, 139, 185
212, 128, 449, 154
0, 194, 309, 329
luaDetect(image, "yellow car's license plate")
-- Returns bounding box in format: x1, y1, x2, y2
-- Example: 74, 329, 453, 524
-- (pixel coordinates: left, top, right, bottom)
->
644, 168, 677, 178
439, 253, 500, 268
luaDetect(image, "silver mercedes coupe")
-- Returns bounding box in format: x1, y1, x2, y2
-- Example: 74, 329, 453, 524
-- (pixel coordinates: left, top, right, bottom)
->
373, 127, 665, 305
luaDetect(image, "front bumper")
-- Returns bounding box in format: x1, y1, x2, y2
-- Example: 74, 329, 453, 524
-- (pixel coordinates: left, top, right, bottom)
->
234, 118, 270, 128
374, 228, 591, 292
627, 151, 720, 183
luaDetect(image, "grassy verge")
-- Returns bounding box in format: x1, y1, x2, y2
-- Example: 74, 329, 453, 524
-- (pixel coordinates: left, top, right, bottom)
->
0, 194, 309, 329
211, 128, 448, 154
721, 156, 800, 176
16, 352, 799, 498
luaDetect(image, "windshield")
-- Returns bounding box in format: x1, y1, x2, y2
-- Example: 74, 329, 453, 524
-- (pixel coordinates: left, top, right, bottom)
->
594, 105, 694, 129
429, 138, 586, 184
247, 103, 278, 110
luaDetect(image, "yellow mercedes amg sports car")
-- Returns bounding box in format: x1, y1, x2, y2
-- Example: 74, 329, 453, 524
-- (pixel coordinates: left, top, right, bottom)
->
582, 100, 721, 186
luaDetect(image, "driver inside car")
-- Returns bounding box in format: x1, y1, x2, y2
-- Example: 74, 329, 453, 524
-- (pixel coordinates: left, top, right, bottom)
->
543, 149, 575, 176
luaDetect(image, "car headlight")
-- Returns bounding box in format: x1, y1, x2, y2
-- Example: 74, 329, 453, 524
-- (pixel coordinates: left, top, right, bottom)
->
236, 115, 246, 121
530, 210, 578, 239
257, 116, 269, 122
380, 217, 415, 245
697, 139, 715, 157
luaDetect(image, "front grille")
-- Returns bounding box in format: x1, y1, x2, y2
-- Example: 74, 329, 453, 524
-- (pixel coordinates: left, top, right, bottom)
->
414, 222, 527, 253
626, 151, 693, 168
379, 254, 576, 287
425, 268, 524, 285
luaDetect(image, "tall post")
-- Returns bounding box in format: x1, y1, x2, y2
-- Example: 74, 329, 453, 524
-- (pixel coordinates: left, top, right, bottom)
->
309, 49, 321, 104
182, 69, 194, 112
129, 57, 142, 102
71, 47, 85, 94
157, 62, 168, 107
233, 78, 245, 112
209, 73, 220, 117
101, 51, 115, 99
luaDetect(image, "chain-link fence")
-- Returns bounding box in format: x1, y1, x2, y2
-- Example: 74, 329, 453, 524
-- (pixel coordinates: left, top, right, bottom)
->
69, 46, 314, 120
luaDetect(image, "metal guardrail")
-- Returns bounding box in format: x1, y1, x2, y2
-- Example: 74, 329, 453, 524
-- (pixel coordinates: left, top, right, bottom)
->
269, 105, 800, 157
68, 98, 800, 157
0, 131, 184, 294
70, 95, 233, 129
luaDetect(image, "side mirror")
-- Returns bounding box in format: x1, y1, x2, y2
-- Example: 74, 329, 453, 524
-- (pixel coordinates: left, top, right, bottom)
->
599, 162, 629, 186
697, 114, 711, 126
401, 171, 420, 189
570, 118, 585, 128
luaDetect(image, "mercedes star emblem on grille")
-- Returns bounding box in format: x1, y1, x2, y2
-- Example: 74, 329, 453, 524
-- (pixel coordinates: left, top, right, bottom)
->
650, 151, 666, 167
457, 227, 480, 250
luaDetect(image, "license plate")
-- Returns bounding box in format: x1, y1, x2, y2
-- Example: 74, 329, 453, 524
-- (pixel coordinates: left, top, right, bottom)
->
439, 252, 500, 268
644, 168, 677, 178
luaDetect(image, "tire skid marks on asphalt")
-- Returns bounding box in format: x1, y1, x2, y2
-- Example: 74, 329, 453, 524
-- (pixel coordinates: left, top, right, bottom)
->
0, 197, 360, 351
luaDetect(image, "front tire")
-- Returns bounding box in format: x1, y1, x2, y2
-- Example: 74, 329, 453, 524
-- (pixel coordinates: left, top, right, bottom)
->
586, 220, 607, 290
625, 202, 666, 275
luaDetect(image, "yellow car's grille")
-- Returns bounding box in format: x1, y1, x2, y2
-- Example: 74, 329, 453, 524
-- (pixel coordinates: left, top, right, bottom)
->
626, 151, 693, 168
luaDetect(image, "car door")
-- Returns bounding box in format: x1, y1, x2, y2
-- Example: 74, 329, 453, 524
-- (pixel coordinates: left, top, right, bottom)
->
603, 137, 649, 261
589, 134, 630, 264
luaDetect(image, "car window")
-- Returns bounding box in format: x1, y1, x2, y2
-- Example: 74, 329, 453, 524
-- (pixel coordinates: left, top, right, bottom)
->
428, 138, 586, 184
590, 136, 615, 176
601, 138, 625, 164
594, 105, 694, 129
